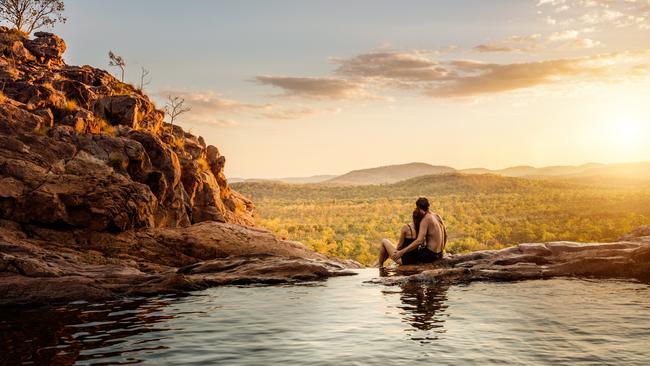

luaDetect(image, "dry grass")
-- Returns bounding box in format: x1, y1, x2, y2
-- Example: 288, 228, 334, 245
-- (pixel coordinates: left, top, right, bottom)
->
62, 98, 80, 112
34, 123, 49, 136
171, 135, 185, 149
198, 157, 211, 171
0, 29, 26, 43
110, 81, 138, 96
73, 118, 86, 133
97, 117, 116, 135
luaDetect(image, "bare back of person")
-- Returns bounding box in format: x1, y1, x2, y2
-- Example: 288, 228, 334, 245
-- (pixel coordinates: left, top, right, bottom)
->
423, 212, 444, 254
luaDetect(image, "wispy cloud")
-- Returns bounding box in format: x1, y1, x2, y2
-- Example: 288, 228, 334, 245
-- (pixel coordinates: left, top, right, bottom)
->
157, 89, 331, 126
255, 75, 374, 100
426, 51, 649, 98
538, 0, 650, 29
254, 48, 650, 100
333, 51, 449, 82
474, 29, 601, 53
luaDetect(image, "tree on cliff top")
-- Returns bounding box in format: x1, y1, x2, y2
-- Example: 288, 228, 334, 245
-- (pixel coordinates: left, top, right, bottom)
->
108, 50, 126, 82
0, 0, 66, 35
165, 95, 191, 126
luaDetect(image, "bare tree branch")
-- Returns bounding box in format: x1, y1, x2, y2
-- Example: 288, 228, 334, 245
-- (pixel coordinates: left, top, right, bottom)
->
139, 67, 151, 91
0, 0, 66, 35
164, 95, 192, 126
108, 50, 126, 82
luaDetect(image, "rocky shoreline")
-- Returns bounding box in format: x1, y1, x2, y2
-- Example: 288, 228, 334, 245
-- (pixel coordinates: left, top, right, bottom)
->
0, 221, 358, 306
0, 29, 357, 306
376, 226, 650, 286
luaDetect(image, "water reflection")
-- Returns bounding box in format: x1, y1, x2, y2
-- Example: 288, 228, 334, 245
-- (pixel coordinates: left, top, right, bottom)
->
3, 272, 649, 366
379, 267, 449, 343
398, 283, 449, 333
0, 296, 182, 365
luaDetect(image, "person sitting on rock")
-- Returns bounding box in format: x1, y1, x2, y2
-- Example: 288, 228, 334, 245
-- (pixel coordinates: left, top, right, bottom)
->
377, 197, 447, 267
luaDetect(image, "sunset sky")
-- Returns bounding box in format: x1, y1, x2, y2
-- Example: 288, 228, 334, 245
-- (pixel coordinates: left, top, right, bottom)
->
57, 0, 650, 178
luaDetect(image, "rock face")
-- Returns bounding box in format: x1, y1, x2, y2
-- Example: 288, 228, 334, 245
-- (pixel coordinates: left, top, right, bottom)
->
0, 28, 254, 230
0, 29, 357, 305
378, 228, 650, 286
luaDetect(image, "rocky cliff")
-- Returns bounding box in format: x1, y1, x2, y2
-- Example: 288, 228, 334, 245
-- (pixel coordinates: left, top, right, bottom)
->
0, 28, 356, 305
0, 28, 253, 228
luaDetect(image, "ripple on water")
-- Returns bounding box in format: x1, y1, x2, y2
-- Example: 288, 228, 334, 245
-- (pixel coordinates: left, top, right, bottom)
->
1, 270, 650, 365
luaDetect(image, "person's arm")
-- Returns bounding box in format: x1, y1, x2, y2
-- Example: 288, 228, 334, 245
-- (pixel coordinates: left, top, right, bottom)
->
396, 225, 408, 250
392, 216, 430, 260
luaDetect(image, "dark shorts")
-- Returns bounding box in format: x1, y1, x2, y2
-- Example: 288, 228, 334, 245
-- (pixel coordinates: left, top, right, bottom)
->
401, 247, 442, 265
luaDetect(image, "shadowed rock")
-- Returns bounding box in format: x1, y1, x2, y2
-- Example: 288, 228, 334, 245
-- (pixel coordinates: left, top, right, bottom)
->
0, 221, 358, 306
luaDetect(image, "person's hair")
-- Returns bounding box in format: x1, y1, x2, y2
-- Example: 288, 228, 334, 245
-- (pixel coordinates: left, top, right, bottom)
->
415, 197, 430, 212
412, 208, 425, 236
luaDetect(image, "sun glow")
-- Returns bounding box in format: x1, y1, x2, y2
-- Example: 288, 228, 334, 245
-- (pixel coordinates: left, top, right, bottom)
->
611, 117, 645, 146
593, 98, 648, 159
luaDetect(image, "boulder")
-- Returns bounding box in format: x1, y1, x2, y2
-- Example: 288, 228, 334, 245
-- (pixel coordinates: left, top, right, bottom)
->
24, 32, 66, 65
94, 94, 154, 128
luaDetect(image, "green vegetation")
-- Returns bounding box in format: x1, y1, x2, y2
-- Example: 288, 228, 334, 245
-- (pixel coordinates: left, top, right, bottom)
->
233, 173, 650, 266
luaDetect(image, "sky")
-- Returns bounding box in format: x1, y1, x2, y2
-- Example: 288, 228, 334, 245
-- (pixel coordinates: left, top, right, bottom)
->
54, 0, 650, 178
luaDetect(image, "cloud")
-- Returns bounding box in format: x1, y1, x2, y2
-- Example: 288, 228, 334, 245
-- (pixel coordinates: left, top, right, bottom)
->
255, 75, 371, 100
426, 58, 601, 98
259, 106, 318, 120
570, 37, 602, 48
473, 29, 602, 53
474, 44, 517, 53
295, 48, 650, 99
192, 118, 240, 127
547, 29, 580, 41
538, 0, 650, 29
157, 89, 331, 125
426, 51, 650, 98
332, 51, 449, 81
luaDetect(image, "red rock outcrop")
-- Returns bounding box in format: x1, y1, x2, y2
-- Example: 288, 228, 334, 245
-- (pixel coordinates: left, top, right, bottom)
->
0, 27, 252, 230
0, 29, 357, 305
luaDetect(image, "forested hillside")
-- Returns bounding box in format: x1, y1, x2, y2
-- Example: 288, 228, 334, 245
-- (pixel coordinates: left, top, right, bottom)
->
233, 174, 650, 265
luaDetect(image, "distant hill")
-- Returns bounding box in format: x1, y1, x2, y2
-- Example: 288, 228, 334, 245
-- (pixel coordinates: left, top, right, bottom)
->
462, 162, 650, 184
229, 175, 336, 184
324, 162, 456, 185
233, 161, 650, 186
460, 163, 605, 177
278, 175, 338, 184
232, 173, 576, 202
552, 162, 650, 185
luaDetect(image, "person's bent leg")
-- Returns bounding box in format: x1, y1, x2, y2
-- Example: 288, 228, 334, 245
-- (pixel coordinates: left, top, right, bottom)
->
377, 238, 397, 267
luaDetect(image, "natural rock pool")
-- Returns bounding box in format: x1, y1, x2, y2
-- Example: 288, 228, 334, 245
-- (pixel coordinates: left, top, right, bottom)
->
2, 269, 650, 365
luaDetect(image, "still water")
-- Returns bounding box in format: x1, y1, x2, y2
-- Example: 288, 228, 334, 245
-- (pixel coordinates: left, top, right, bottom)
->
2, 269, 650, 365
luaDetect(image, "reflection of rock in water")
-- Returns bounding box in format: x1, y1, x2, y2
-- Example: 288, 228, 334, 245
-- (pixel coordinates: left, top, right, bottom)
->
0, 297, 180, 365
